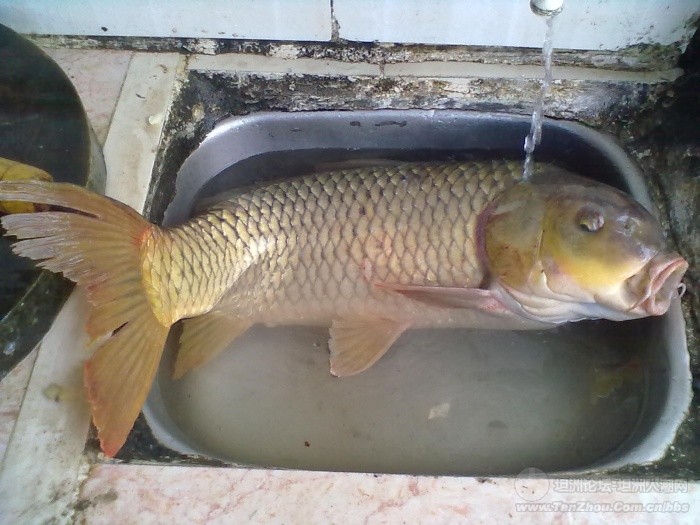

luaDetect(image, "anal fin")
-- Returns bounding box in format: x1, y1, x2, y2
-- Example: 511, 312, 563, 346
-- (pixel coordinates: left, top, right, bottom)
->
329, 317, 409, 377
173, 311, 251, 379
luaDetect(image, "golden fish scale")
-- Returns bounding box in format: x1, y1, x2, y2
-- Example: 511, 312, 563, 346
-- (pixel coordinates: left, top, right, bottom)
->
144, 160, 523, 326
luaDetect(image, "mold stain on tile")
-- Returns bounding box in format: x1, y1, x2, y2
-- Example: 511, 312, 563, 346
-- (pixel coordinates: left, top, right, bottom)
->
30, 35, 686, 72
74, 488, 119, 515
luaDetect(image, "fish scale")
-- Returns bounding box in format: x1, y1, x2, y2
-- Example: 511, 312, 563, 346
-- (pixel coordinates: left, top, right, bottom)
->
142, 160, 523, 327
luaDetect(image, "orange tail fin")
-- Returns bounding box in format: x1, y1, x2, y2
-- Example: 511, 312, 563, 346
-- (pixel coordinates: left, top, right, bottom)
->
0, 180, 170, 456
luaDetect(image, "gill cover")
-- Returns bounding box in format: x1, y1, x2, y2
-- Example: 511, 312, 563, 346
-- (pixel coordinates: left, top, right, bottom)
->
483, 182, 547, 291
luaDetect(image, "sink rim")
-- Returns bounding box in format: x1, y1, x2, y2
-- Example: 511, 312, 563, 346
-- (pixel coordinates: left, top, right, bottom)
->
144, 109, 692, 475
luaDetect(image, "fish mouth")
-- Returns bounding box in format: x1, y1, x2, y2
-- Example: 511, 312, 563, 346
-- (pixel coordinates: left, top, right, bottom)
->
629, 254, 688, 316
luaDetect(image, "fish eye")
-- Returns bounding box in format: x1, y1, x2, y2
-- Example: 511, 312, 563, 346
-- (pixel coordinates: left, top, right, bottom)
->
576, 206, 604, 233
623, 217, 637, 233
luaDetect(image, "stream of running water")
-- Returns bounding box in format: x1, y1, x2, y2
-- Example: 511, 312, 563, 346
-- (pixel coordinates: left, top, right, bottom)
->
523, 15, 557, 180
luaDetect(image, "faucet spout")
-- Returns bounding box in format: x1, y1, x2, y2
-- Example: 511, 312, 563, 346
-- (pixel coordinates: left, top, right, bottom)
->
530, 0, 564, 16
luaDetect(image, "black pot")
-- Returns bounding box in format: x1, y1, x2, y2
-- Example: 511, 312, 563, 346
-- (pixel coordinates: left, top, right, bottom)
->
0, 24, 104, 378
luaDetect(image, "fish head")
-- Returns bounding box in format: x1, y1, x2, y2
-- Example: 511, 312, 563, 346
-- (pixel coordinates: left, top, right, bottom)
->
484, 172, 688, 324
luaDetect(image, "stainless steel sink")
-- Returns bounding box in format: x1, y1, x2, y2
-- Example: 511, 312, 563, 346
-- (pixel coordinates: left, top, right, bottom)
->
143, 110, 691, 475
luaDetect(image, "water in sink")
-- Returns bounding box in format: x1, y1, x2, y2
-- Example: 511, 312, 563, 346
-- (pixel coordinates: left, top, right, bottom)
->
155, 318, 650, 475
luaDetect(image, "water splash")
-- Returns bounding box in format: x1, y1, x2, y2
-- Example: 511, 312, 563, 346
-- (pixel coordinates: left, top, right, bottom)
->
523, 15, 557, 181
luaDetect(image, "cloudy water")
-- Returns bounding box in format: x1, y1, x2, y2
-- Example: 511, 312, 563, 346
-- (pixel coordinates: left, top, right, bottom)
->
151, 319, 650, 475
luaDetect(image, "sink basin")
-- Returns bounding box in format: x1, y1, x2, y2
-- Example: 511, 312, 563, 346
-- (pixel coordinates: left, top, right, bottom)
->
142, 110, 690, 476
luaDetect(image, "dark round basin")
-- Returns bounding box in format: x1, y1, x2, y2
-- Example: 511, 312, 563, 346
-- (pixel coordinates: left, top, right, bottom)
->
0, 24, 103, 378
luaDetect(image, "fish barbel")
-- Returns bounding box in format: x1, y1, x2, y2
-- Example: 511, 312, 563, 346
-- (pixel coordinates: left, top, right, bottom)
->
0, 160, 688, 456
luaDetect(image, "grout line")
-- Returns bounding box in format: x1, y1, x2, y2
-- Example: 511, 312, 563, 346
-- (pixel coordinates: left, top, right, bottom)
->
383, 61, 683, 83
101, 51, 136, 147
187, 53, 681, 84
188, 53, 381, 77
330, 0, 340, 43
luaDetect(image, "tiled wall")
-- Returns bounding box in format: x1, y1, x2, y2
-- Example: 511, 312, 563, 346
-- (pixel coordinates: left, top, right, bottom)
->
334, 0, 700, 50
0, 0, 698, 51
0, 0, 333, 41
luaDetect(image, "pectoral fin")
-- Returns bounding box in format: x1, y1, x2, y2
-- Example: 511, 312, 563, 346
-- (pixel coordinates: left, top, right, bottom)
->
329, 317, 409, 377
173, 312, 251, 379
376, 282, 508, 313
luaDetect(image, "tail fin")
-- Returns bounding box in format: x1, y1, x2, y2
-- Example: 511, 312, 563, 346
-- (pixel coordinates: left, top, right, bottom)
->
0, 180, 169, 456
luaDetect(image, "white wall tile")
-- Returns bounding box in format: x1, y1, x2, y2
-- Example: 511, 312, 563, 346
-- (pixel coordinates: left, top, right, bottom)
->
0, 0, 332, 41
1, 0, 698, 51
334, 0, 700, 51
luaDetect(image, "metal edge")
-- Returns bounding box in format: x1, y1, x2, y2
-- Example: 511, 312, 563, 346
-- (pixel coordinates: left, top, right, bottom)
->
147, 109, 692, 473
